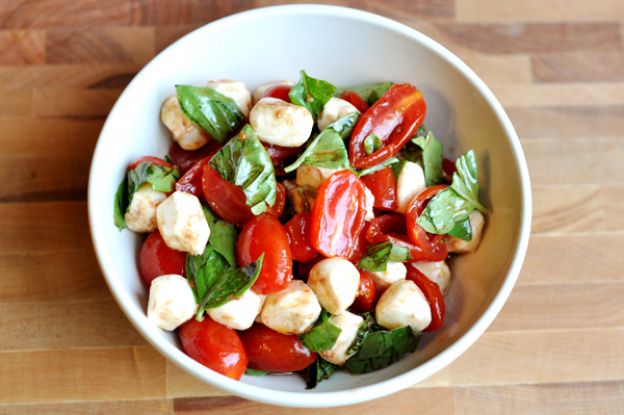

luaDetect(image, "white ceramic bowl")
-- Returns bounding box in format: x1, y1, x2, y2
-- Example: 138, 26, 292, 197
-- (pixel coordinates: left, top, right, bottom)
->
88, 4, 531, 408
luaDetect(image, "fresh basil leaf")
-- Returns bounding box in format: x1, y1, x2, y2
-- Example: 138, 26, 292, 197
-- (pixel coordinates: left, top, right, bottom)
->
300, 310, 341, 352
347, 312, 377, 355
344, 326, 420, 374
358, 241, 411, 272
175, 85, 245, 143
245, 368, 270, 376
364, 133, 382, 155
209, 125, 277, 215
289, 70, 337, 119
357, 157, 400, 177
304, 357, 336, 389
203, 207, 237, 266
327, 112, 360, 139
417, 187, 473, 234
452, 149, 487, 213
448, 217, 472, 241
283, 128, 349, 173
113, 176, 128, 230
411, 131, 443, 186
337, 82, 393, 105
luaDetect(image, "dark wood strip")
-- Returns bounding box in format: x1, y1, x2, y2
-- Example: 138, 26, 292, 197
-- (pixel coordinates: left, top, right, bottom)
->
0, 399, 172, 415
532, 50, 624, 83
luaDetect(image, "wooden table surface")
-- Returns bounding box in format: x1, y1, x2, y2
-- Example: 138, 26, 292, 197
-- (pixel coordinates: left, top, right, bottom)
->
1, 0, 623, 414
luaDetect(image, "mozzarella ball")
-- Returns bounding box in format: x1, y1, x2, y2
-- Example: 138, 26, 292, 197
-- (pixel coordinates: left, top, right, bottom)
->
124, 184, 166, 233
317, 97, 359, 131
445, 211, 486, 254
320, 311, 364, 365
206, 289, 264, 330
156, 191, 210, 256
147, 274, 197, 331
396, 161, 426, 213
369, 261, 407, 292
283, 180, 317, 214
375, 280, 432, 332
206, 79, 252, 117
364, 186, 375, 221
252, 80, 294, 104
260, 280, 321, 334
161, 96, 209, 150
295, 164, 339, 189
308, 258, 360, 315
411, 261, 452, 294
249, 97, 314, 147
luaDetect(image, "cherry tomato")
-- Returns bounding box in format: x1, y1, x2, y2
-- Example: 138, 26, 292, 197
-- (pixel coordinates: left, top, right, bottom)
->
264, 144, 302, 165
169, 141, 221, 174
202, 165, 253, 225
236, 213, 293, 294
239, 323, 316, 372
285, 212, 317, 262
266, 183, 286, 218
360, 167, 398, 210
138, 231, 186, 288
365, 214, 406, 244
127, 156, 173, 171
262, 84, 292, 102
340, 90, 369, 113
178, 317, 248, 380
349, 84, 426, 169
175, 158, 208, 197
406, 265, 445, 331
310, 171, 367, 258
405, 185, 448, 261
351, 270, 377, 313
296, 256, 324, 279
442, 158, 456, 176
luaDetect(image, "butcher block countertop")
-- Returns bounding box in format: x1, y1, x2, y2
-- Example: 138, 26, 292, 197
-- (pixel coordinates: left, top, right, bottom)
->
1, 1, 623, 414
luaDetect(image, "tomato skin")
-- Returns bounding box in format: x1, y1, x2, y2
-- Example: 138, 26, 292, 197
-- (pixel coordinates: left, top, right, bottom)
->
236, 213, 293, 294
285, 212, 317, 262
406, 266, 445, 331
169, 141, 221, 174
262, 85, 292, 102
296, 256, 324, 279
405, 185, 448, 261
138, 231, 186, 288
264, 144, 302, 165
178, 317, 248, 380
239, 324, 316, 372
340, 91, 370, 113
266, 183, 286, 218
360, 167, 398, 210
310, 170, 367, 258
365, 214, 406, 244
349, 84, 426, 169
128, 156, 173, 171
351, 270, 377, 313
202, 165, 253, 225
175, 158, 208, 197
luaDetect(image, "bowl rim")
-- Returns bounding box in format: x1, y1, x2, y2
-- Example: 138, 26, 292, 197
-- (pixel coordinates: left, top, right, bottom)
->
88, 3, 532, 408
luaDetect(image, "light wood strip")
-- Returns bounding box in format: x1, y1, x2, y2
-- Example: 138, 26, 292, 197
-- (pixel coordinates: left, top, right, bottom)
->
33, 88, 121, 117
532, 50, 624, 83
0, 89, 33, 115
0, 64, 139, 89
166, 362, 228, 399
492, 83, 624, 107
0, 399, 173, 415
0, 30, 45, 64
457, 53, 532, 85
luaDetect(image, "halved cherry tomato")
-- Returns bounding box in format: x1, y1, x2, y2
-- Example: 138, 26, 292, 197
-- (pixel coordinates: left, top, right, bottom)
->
340, 90, 369, 114
264, 144, 302, 165
262, 84, 292, 102
127, 156, 173, 171
178, 317, 248, 380
296, 256, 324, 279
236, 213, 293, 294
175, 158, 208, 197
406, 265, 445, 331
266, 183, 286, 218
138, 231, 186, 288
239, 323, 316, 372
351, 270, 377, 313
168, 141, 221, 174
360, 167, 398, 210
349, 84, 426, 169
310, 171, 367, 258
405, 185, 448, 262
202, 165, 253, 225
284, 212, 317, 262
347, 222, 368, 263
365, 214, 406, 244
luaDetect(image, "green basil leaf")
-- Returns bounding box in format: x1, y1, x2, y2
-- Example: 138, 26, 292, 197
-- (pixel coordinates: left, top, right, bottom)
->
344, 326, 420, 374
358, 241, 411, 272
411, 131, 443, 186
452, 149, 487, 213
326, 112, 360, 139
417, 187, 473, 234
347, 312, 378, 355
283, 128, 349, 173
357, 157, 400, 177
209, 125, 277, 215
175, 85, 245, 143
300, 310, 342, 352
245, 368, 270, 376
289, 71, 337, 119
113, 176, 128, 230
448, 217, 472, 241
336, 82, 393, 105
304, 357, 336, 390
203, 207, 237, 266
364, 133, 383, 155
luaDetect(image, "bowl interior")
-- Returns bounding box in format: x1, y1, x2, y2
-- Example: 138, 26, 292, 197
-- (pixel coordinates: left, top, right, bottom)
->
89, 5, 529, 406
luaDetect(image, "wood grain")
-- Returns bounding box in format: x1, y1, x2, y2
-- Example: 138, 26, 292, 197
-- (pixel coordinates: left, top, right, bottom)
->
532, 50, 624, 83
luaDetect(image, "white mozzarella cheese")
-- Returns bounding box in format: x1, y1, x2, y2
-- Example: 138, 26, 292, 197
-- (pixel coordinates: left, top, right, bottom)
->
308, 258, 360, 315
369, 261, 407, 292
249, 97, 314, 147
252, 80, 294, 104
295, 164, 339, 189
364, 186, 375, 221
411, 261, 452, 294
206, 289, 264, 330
147, 274, 197, 331
320, 311, 364, 365
396, 161, 426, 213
161, 95, 210, 150
375, 279, 432, 332
317, 97, 359, 131
445, 211, 486, 254
124, 184, 166, 233
156, 191, 210, 256
260, 280, 321, 335
206, 79, 252, 117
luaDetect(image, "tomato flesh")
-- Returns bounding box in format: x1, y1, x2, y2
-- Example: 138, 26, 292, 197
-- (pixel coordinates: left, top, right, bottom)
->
178, 317, 248, 380
406, 266, 445, 331
236, 213, 293, 294
175, 158, 208, 197
202, 165, 253, 225
266, 183, 286, 218
262, 85, 292, 102
340, 90, 370, 113
310, 171, 367, 258
168, 141, 221, 174
360, 167, 398, 210
264, 144, 302, 165
239, 323, 316, 372
138, 231, 186, 288
365, 214, 406, 244
351, 270, 377, 313
405, 185, 448, 262
284, 212, 317, 262
128, 156, 173, 171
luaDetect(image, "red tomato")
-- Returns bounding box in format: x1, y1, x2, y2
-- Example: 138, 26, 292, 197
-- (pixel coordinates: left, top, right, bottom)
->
406, 265, 445, 331
138, 231, 186, 288
169, 141, 221, 174
351, 270, 377, 313
405, 185, 448, 262
236, 213, 293, 294
340, 90, 369, 113
442, 158, 456, 176
202, 165, 253, 225
349, 84, 426, 169
239, 324, 316, 372
264, 144, 302, 165
296, 256, 324, 279
262, 84, 292, 102
266, 183, 286, 218
285, 212, 317, 262
361, 167, 398, 210
178, 317, 248, 380
127, 156, 173, 171
175, 158, 208, 197
310, 171, 367, 258
365, 214, 406, 244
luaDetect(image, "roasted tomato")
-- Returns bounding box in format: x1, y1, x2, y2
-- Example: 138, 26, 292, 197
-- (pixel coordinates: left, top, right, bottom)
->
266, 183, 286, 218
406, 265, 445, 331
285, 212, 317, 262
175, 158, 208, 197
340, 90, 370, 114
261, 84, 292, 102
138, 231, 186, 288
168, 141, 221, 174
360, 167, 398, 210
405, 185, 448, 262
351, 270, 377, 313
202, 164, 253, 225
